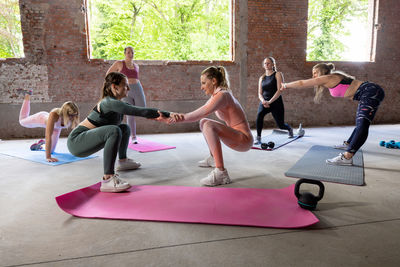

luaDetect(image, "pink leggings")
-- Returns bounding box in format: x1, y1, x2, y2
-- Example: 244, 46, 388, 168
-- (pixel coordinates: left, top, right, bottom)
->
199, 118, 253, 169
19, 98, 60, 153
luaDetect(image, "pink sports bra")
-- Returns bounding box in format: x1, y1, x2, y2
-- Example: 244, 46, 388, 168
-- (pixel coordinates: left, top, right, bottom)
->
120, 61, 139, 79
329, 77, 353, 97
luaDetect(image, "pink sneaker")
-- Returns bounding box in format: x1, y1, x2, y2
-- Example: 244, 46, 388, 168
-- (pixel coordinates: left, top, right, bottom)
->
30, 139, 45, 151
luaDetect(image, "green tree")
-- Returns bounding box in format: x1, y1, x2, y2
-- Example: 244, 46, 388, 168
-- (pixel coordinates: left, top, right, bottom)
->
307, 0, 368, 61
88, 0, 230, 60
0, 0, 24, 58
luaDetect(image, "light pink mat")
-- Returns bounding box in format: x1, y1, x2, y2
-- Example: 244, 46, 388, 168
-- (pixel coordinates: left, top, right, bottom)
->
128, 137, 176, 152
55, 184, 319, 228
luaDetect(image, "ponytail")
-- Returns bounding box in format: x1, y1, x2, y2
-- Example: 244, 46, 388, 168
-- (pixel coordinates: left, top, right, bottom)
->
201, 66, 230, 89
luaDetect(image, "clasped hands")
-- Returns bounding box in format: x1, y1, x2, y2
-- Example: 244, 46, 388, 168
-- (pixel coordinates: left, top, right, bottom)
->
152, 111, 185, 124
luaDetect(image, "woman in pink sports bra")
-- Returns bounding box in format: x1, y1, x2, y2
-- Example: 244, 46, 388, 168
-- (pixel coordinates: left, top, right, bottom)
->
106, 46, 146, 144
169, 66, 253, 186
281, 63, 385, 166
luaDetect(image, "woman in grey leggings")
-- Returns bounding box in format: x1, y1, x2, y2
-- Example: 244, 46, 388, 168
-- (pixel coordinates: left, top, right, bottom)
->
67, 72, 170, 193
106, 46, 146, 144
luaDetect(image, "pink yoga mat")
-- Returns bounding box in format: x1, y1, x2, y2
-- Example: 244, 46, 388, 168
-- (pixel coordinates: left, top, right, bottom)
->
128, 137, 176, 152
55, 184, 318, 228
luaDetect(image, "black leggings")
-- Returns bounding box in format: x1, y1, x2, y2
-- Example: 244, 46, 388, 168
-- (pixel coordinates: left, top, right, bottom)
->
67, 124, 130, 175
256, 96, 291, 136
346, 82, 385, 154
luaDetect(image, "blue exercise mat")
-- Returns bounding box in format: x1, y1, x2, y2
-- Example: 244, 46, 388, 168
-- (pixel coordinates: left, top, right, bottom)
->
0, 149, 97, 166
285, 145, 364, 186
252, 129, 302, 151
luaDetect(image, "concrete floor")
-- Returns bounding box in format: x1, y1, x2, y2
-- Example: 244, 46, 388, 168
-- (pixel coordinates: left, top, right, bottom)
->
1, 124, 400, 267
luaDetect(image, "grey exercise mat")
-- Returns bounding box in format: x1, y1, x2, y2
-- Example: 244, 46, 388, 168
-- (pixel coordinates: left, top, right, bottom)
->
285, 145, 364, 186
252, 129, 302, 151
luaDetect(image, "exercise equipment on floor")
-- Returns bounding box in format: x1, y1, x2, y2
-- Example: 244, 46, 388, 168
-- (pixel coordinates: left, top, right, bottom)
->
379, 140, 400, 149
56, 183, 319, 228
285, 145, 364, 186
294, 179, 325, 210
261, 141, 275, 150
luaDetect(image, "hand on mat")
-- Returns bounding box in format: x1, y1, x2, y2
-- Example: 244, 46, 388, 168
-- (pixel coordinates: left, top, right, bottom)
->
46, 157, 59, 162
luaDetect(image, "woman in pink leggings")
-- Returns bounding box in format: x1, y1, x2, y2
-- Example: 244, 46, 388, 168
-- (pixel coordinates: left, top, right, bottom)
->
170, 66, 253, 186
17, 89, 79, 162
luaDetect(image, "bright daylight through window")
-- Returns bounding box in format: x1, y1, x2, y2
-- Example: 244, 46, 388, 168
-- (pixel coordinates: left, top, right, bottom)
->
306, 0, 375, 62
87, 0, 231, 61
0, 0, 24, 58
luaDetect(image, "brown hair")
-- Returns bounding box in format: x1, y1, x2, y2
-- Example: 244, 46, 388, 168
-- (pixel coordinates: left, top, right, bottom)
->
124, 46, 134, 54
201, 66, 230, 89
312, 63, 355, 103
101, 72, 127, 99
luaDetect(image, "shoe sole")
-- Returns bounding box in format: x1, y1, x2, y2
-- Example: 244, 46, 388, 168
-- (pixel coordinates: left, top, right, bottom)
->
201, 179, 231, 186
198, 164, 215, 168
116, 165, 141, 171
326, 160, 353, 166
100, 184, 131, 192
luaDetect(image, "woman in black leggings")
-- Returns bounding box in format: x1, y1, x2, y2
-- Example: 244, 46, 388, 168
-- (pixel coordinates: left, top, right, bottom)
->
68, 72, 171, 192
254, 57, 293, 144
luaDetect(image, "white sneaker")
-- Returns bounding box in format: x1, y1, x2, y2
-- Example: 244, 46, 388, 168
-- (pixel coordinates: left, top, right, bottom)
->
326, 153, 353, 166
200, 168, 231, 186
296, 123, 305, 137
116, 158, 141, 171
100, 174, 131, 192
254, 136, 261, 145
198, 155, 215, 168
334, 141, 348, 150
131, 137, 138, 144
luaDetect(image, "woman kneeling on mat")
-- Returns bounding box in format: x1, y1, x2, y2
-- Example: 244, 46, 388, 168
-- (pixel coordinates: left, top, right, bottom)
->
67, 72, 172, 193
281, 63, 385, 165
169, 66, 253, 186
17, 89, 79, 162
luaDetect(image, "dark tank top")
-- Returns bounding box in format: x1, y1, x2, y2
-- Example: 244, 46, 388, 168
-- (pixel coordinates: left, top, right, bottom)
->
261, 72, 278, 100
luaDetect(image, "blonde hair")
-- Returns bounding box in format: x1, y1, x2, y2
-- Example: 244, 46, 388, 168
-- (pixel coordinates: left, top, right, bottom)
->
52, 101, 79, 129
312, 63, 355, 103
201, 66, 230, 89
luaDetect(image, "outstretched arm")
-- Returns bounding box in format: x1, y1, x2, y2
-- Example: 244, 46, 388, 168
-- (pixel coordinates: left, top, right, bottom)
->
101, 97, 170, 118
281, 75, 331, 91
182, 91, 227, 123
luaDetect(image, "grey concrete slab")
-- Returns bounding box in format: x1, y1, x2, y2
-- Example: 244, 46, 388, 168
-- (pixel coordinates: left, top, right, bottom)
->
1, 124, 400, 267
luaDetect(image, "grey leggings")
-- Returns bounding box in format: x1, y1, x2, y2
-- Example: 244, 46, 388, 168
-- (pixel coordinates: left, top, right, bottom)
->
123, 81, 146, 137
67, 124, 130, 175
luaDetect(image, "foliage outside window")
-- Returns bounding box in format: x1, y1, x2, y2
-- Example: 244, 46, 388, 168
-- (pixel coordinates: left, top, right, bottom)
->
307, 0, 370, 61
0, 0, 24, 58
88, 0, 231, 61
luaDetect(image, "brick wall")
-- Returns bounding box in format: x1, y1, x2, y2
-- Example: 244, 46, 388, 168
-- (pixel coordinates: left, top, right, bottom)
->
0, 0, 399, 139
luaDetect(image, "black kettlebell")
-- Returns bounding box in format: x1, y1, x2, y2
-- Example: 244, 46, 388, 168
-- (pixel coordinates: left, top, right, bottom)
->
294, 179, 325, 210
261, 141, 275, 150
